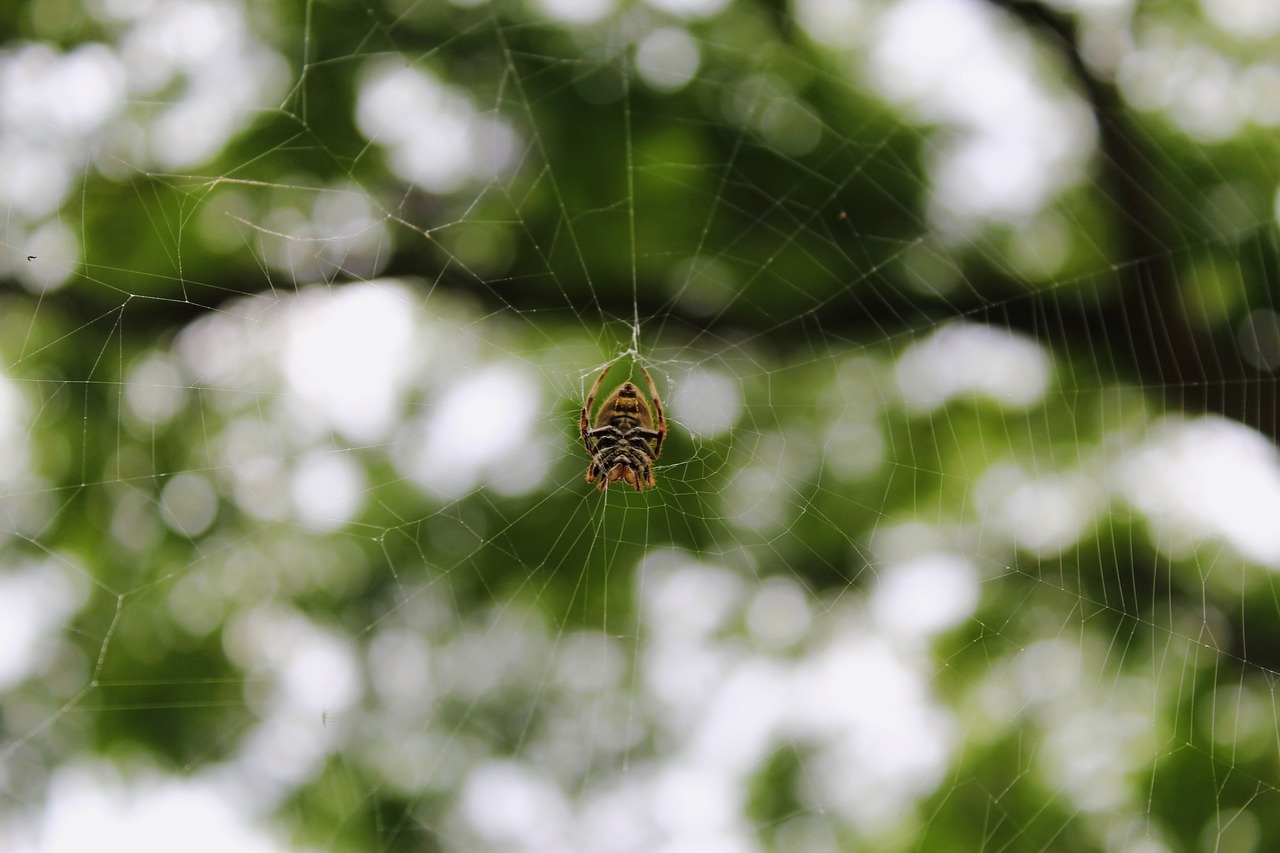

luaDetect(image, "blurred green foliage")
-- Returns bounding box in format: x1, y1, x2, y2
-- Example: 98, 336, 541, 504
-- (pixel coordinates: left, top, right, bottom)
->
5, 0, 1280, 851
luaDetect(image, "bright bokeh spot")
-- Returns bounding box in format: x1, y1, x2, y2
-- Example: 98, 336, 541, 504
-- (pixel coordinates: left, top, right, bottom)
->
17, 765, 307, 853
976, 463, 1100, 556
795, 0, 868, 49
630, 553, 958, 841
0, 44, 124, 219
636, 28, 700, 93
160, 473, 218, 538
530, 0, 615, 23
119, 0, 288, 169
356, 61, 518, 193
125, 354, 186, 426
290, 452, 367, 530
895, 322, 1053, 411
746, 576, 812, 649
870, 553, 980, 639
805, 0, 1100, 232
223, 606, 363, 798
0, 562, 88, 690
1121, 416, 1280, 567
644, 0, 729, 19
282, 283, 418, 445
670, 367, 741, 438
1202, 0, 1280, 41
408, 364, 544, 499
459, 761, 571, 847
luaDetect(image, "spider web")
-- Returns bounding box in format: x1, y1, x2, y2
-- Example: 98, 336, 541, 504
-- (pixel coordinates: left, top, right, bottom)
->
2, 0, 1280, 851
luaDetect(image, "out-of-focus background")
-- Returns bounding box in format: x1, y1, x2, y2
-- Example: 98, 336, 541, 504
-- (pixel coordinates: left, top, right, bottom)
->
3, 0, 1280, 850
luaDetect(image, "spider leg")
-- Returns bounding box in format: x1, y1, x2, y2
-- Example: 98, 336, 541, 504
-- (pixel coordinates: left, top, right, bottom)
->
581, 363, 614, 456
641, 366, 666, 459
580, 408, 594, 457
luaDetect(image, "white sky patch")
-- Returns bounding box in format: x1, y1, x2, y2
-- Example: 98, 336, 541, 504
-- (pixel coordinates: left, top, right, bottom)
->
1119, 416, 1280, 567
13, 764, 309, 853
290, 452, 367, 531
222, 606, 362, 803
160, 472, 218, 538
0, 2, 285, 285
0, 44, 124, 220
7, 44, 124, 134
722, 465, 795, 534
977, 636, 1163, 816
222, 417, 291, 522
1014, 639, 1084, 707
0, 560, 88, 690
870, 553, 979, 640
975, 463, 1100, 556
1042, 703, 1157, 813
636, 28, 701, 93
530, 0, 615, 24
0, 369, 31, 485
1164, 48, 1246, 143
1043, 0, 1133, 11
794, 0, 869, 50
822, 419, 885, 481
651, 760, 745, 841
174, 292, 274, 390
1117, 34, 1260, 142
116, 0, 289, 169
641, 556, 745, 641
895, 322, 1053, 412
111, 489, 165, 554
12, 220, 78, 293
625, 556, 956, 843
368, 627, 436, 712
854, 0, 1095, 231
459, 760, 572, 848
1023, 645, 1156, 814
553, 631, 626, 694
0, 139, 69, 224
356, 61, 518, 194
1202, 0, 1280, 41
792, 631, 955, 834
125, 354, 186, 426
641, 558, 746, 717
407, 364, 544, 499
746, 576, 813, 649
282, 284, 418, 445
644, 0, 730, 19
669, 367, 741, 438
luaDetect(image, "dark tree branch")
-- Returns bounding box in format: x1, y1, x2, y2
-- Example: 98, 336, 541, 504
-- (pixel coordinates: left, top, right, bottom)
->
986, 0, 1274, 438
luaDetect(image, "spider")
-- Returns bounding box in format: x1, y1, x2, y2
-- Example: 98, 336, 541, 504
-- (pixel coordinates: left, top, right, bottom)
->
580, 362, 666, 491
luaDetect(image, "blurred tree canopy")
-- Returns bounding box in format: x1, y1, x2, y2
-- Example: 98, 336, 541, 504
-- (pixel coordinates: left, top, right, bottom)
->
4, 0, 1280, 851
